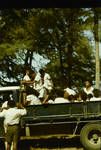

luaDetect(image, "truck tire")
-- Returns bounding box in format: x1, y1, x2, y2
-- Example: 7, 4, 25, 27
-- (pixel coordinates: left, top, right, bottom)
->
80, 123, 101, 150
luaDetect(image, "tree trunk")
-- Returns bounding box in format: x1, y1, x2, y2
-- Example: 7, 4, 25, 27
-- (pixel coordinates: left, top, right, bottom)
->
67, 44, 73, 87
94, 9, 100, 89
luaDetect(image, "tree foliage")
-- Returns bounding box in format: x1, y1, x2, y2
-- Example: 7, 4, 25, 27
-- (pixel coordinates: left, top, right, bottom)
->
0, 8, 99, 89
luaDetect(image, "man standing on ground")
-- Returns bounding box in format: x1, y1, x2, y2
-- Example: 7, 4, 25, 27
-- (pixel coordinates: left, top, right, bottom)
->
0, 100, 27, 150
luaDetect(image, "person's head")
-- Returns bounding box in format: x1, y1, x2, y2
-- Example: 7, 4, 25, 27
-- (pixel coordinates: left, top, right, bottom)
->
64, 87, 76, 99
80, 91, 88, 101
84, 80, 92, 88
7, 100, 16, 108
64, 91, 69, 99
39, 69, 45, 77
87, 94, 93, 100
3, 94, 11, 102
68, 95, 75, 102
93, 89, 100, 98
24, 65, 31, 75
26, 69, 30, 75
43, 66, 47, 72
31, 70, 36, 80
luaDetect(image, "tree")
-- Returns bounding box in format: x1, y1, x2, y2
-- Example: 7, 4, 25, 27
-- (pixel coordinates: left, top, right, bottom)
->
0, 8, 95, 88
93, 8, 101, 89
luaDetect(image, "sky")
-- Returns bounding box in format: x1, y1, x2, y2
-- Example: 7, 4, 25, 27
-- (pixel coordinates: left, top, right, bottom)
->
0, 51, 50, 84
32, 52, 50, 72
15, 50, 50, 72
85, 30, 101, 58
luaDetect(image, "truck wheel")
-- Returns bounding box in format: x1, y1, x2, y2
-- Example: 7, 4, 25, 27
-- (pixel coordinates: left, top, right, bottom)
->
80, 123, 101, 150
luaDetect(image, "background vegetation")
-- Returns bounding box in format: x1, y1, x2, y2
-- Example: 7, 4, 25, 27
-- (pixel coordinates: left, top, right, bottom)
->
0, 8, 101, 90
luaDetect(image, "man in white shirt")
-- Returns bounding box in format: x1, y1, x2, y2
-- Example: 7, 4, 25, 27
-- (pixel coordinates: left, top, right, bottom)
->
64, 87, 76, 100
64, 87, 76, 95
83, 80, 94, 95
21, 69, 36, 104
34, 69, 53, 102
20, 69, 31, 88
53, 89, 71, 104
26, 94, 41, 105
0, 100, 27, 150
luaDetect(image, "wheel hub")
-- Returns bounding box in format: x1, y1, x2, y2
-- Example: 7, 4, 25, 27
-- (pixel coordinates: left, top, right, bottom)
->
89, 132, 100, 144
92, 134, 99, 143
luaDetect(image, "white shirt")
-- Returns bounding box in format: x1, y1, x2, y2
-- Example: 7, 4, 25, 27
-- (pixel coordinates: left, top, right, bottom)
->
23, 74, 30, 81
54, 97, 70, 104
34, 72, 53, 91
26, 94, 41, 105
64, 88, 76, 95
90, 97, 101, 101
34, 72, 42, 90
43, 73, 53, 91
83, 86, 94, 95
48, 99, 54, 104
0, 107, 27, 125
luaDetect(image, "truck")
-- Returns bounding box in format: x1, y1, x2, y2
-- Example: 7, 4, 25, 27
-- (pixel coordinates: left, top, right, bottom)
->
0, 86, 101, 150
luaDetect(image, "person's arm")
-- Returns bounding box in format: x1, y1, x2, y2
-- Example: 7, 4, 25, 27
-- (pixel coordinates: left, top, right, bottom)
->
21, 80, 34, 85
24, 101, 30, 106
0, 109, 6, 117
16, 102, 27, 114
20, 108, 27, 115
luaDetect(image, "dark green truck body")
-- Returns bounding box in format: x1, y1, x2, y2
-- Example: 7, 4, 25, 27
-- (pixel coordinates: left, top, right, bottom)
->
0, 87, 101, 150
21, 101, 101, 136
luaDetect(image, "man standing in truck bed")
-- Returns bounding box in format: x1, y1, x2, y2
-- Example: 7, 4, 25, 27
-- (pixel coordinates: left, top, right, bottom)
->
34, 68, 53, 103
0, 100, 27, 150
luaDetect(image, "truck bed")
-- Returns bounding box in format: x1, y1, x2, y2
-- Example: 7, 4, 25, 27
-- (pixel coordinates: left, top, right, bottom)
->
20, 101, 101, 138
21, 101, 101, 124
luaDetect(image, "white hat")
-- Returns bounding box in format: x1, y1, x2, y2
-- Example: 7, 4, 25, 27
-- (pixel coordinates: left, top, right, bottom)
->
64, 88, 76, 95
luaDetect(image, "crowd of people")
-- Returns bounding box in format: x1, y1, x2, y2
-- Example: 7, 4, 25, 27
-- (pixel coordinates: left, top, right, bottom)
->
20, 67, 101, 105
21, 67, 54, 105
0, 66, 54, 150
0, 66, 101, 150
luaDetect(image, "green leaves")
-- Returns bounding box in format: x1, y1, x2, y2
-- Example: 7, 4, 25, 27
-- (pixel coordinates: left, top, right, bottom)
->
0, 8, 99, 87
